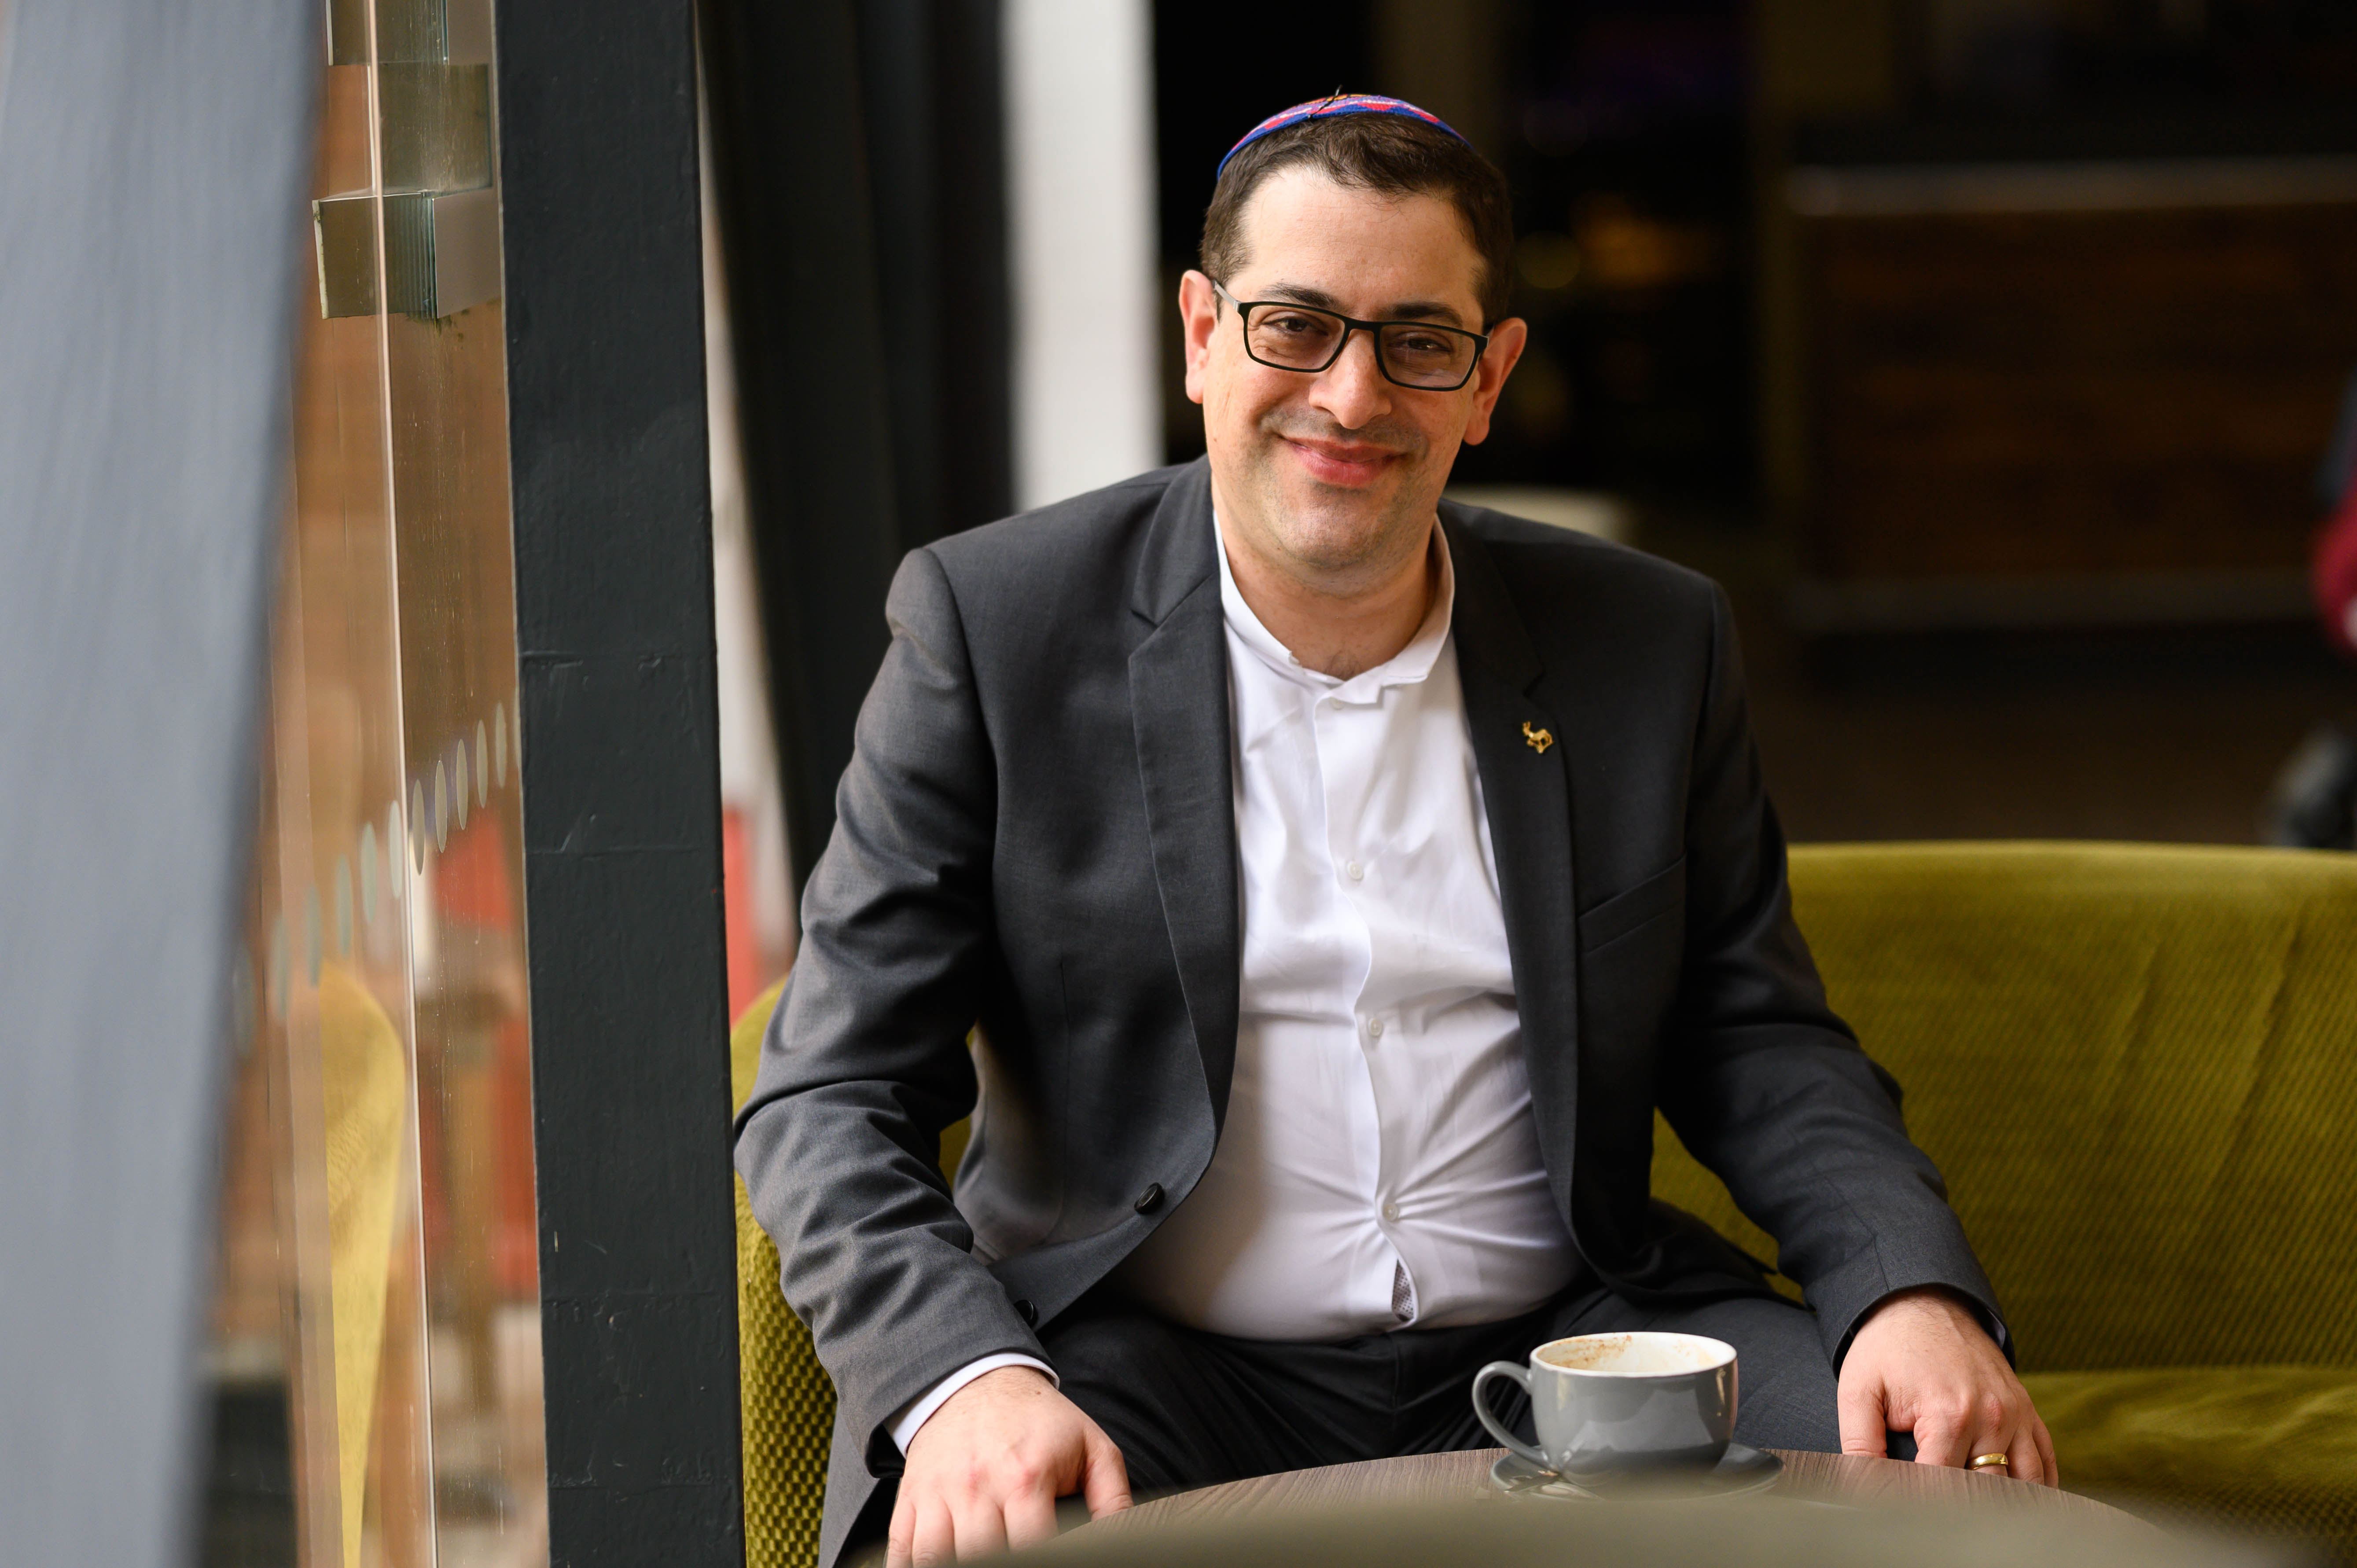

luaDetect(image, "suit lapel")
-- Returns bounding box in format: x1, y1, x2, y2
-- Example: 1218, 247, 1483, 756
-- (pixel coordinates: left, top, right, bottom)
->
1443, 509, 1582, 1210
1128, 463, 1243, 1129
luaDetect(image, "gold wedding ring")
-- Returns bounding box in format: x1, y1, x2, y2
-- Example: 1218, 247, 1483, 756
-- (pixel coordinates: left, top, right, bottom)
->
1969, 1453, 2011, 1472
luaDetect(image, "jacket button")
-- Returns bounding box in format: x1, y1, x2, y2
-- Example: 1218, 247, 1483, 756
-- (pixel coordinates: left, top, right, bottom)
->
1134, 1182, 1164, 1214
1014, 1299, 1037, 1326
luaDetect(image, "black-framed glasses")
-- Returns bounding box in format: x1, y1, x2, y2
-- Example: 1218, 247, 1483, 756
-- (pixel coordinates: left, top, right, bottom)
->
1213, 280, 1489, 391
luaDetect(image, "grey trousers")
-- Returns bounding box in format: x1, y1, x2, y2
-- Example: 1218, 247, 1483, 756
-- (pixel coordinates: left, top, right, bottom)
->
1039, 1281, 1846, 1495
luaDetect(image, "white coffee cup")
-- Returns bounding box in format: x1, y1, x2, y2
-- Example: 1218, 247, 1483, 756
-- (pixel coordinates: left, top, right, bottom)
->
1472, 1331, 1738, 1476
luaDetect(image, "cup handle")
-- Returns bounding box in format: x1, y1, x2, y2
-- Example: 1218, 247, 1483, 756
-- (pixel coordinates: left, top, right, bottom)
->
1471, 1360, 1553, 1470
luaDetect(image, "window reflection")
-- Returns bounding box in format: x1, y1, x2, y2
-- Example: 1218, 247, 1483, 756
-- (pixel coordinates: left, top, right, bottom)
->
202, 0, 542, 1561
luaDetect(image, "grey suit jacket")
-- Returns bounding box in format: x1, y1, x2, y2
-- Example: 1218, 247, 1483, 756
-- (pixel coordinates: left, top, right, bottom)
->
733, 458, 2004, 1565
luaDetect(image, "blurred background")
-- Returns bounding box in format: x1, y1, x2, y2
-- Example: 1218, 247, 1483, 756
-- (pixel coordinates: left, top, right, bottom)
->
1146, 0, 2357, 849
705, 0, 2357, 936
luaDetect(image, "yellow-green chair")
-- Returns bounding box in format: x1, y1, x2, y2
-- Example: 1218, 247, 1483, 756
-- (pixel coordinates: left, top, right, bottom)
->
733, 979, 834, 1568
739, 842, 2357, 1563
731, 989, 979, 1568
1658, 843, 2357, 1550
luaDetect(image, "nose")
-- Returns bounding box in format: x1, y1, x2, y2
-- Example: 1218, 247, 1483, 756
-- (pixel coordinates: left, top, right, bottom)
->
1309, 327, 1392, 430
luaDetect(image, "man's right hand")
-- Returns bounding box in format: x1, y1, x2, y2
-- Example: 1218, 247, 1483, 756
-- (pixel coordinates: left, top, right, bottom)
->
886, 1366, 1131, 1565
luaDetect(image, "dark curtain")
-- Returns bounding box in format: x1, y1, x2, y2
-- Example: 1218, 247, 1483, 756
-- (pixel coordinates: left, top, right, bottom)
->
700, 0, 1013, 892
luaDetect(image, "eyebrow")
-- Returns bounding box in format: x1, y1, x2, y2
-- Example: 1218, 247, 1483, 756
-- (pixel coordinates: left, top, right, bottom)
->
1254, 282, 1470, 328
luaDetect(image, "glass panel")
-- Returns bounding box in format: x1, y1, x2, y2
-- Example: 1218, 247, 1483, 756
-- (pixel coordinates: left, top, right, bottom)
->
201, 1, 541, 1562
382, 202, 545, 1568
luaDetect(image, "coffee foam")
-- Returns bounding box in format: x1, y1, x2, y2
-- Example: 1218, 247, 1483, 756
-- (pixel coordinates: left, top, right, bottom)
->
1535, 1333, 1731, 1375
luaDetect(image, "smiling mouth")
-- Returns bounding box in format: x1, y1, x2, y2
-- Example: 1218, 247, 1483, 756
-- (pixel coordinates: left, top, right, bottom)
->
1281, 435, 1405, 485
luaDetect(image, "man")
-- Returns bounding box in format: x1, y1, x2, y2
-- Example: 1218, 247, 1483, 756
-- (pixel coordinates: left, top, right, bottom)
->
735, 96, 2054, 1568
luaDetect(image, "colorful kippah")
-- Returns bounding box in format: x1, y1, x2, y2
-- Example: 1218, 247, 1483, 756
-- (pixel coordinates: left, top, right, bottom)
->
1217, 93, 1467, 177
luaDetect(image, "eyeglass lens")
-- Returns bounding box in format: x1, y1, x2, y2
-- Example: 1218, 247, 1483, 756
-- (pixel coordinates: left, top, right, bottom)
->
1245, 305, 1477, 389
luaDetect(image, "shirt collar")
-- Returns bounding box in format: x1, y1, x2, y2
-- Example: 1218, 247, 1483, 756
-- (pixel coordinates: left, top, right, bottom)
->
1213, 510, 1456, 701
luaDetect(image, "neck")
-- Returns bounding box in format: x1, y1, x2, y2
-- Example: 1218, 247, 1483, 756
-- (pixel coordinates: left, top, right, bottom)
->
1213, 480, 1437, 682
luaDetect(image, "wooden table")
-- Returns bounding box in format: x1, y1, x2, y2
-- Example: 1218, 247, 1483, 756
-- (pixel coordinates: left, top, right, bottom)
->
1078, 1448, 2144, 1537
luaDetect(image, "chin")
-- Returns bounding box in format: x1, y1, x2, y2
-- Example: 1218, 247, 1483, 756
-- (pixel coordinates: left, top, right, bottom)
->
1269, 493, 1405, 571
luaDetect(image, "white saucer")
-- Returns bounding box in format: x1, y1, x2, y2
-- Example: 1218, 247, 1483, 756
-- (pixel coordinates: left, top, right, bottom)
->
1488, 1444, 1783, 1502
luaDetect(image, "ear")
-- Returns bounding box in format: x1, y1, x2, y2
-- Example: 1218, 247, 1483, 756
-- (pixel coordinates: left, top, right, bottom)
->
1179, 270, 1220, 406
1459, 316, 1529, 448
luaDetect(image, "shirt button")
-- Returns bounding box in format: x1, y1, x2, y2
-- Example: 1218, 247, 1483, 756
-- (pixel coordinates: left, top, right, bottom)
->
1134, 1182, 1164, 1214
1381, 1201, 1401, 1223
1366, 1017, 1384, 1039
1344, 859, 1364, 881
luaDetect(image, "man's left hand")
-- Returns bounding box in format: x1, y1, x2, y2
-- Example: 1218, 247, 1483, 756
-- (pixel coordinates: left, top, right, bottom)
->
1837, 1286, 2058, 1487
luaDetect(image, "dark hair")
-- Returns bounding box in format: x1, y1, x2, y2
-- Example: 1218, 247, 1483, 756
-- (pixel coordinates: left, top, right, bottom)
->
1200, 110, 1516, 327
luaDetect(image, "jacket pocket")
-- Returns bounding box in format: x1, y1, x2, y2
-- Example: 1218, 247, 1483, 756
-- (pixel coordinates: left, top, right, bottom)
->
1576, 856, 1686, 953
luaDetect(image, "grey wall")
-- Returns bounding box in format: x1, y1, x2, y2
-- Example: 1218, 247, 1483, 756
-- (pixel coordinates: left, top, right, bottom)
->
0, 1, 317, 1564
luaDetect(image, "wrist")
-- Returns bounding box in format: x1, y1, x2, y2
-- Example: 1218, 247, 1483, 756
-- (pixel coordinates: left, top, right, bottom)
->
1867, 1285, 2009, 1351
889, 1353, 1058, 1454
1870, 1285, 1973, 1321
1840, 1285, 2004, 1373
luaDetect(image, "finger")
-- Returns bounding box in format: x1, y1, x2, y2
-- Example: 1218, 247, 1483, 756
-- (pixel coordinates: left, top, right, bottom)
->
1955, 1393, 2015, 1478
886, 1489, 917, 1568
2004, 1423, 2044, 1486
910, 1497, 957, 1568
1910, 1413, 1972, 1469
1082, 1430, 1133, 1518
1836, 1375, 1889, 1458
948, 1494, 1010, 1562
1003, 1485, 1060, 1552
2033, 1417, 2060, 1490
1829, 1367, 1886, 1452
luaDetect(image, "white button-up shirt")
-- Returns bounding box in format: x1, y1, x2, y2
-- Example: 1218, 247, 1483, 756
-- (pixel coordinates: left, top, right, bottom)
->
1112, 516, 1577, 1339
891, 515, 1578, 1447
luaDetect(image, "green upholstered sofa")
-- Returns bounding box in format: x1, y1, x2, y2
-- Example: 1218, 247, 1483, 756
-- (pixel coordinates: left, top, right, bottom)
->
735, 842, 2357, 1566
1655, 843, 2357, 1551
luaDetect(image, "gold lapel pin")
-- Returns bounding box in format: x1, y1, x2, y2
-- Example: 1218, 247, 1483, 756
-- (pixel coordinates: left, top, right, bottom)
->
1522, 722, 1554, 755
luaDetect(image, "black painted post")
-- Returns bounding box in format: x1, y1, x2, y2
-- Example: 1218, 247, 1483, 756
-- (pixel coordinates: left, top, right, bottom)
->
492, 2, 743, 1563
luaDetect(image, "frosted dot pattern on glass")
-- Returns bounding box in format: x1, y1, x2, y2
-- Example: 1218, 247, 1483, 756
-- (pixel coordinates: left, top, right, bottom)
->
247, 698, 525, 1011
359, 823, 379, 924
390, 800, 406, 898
